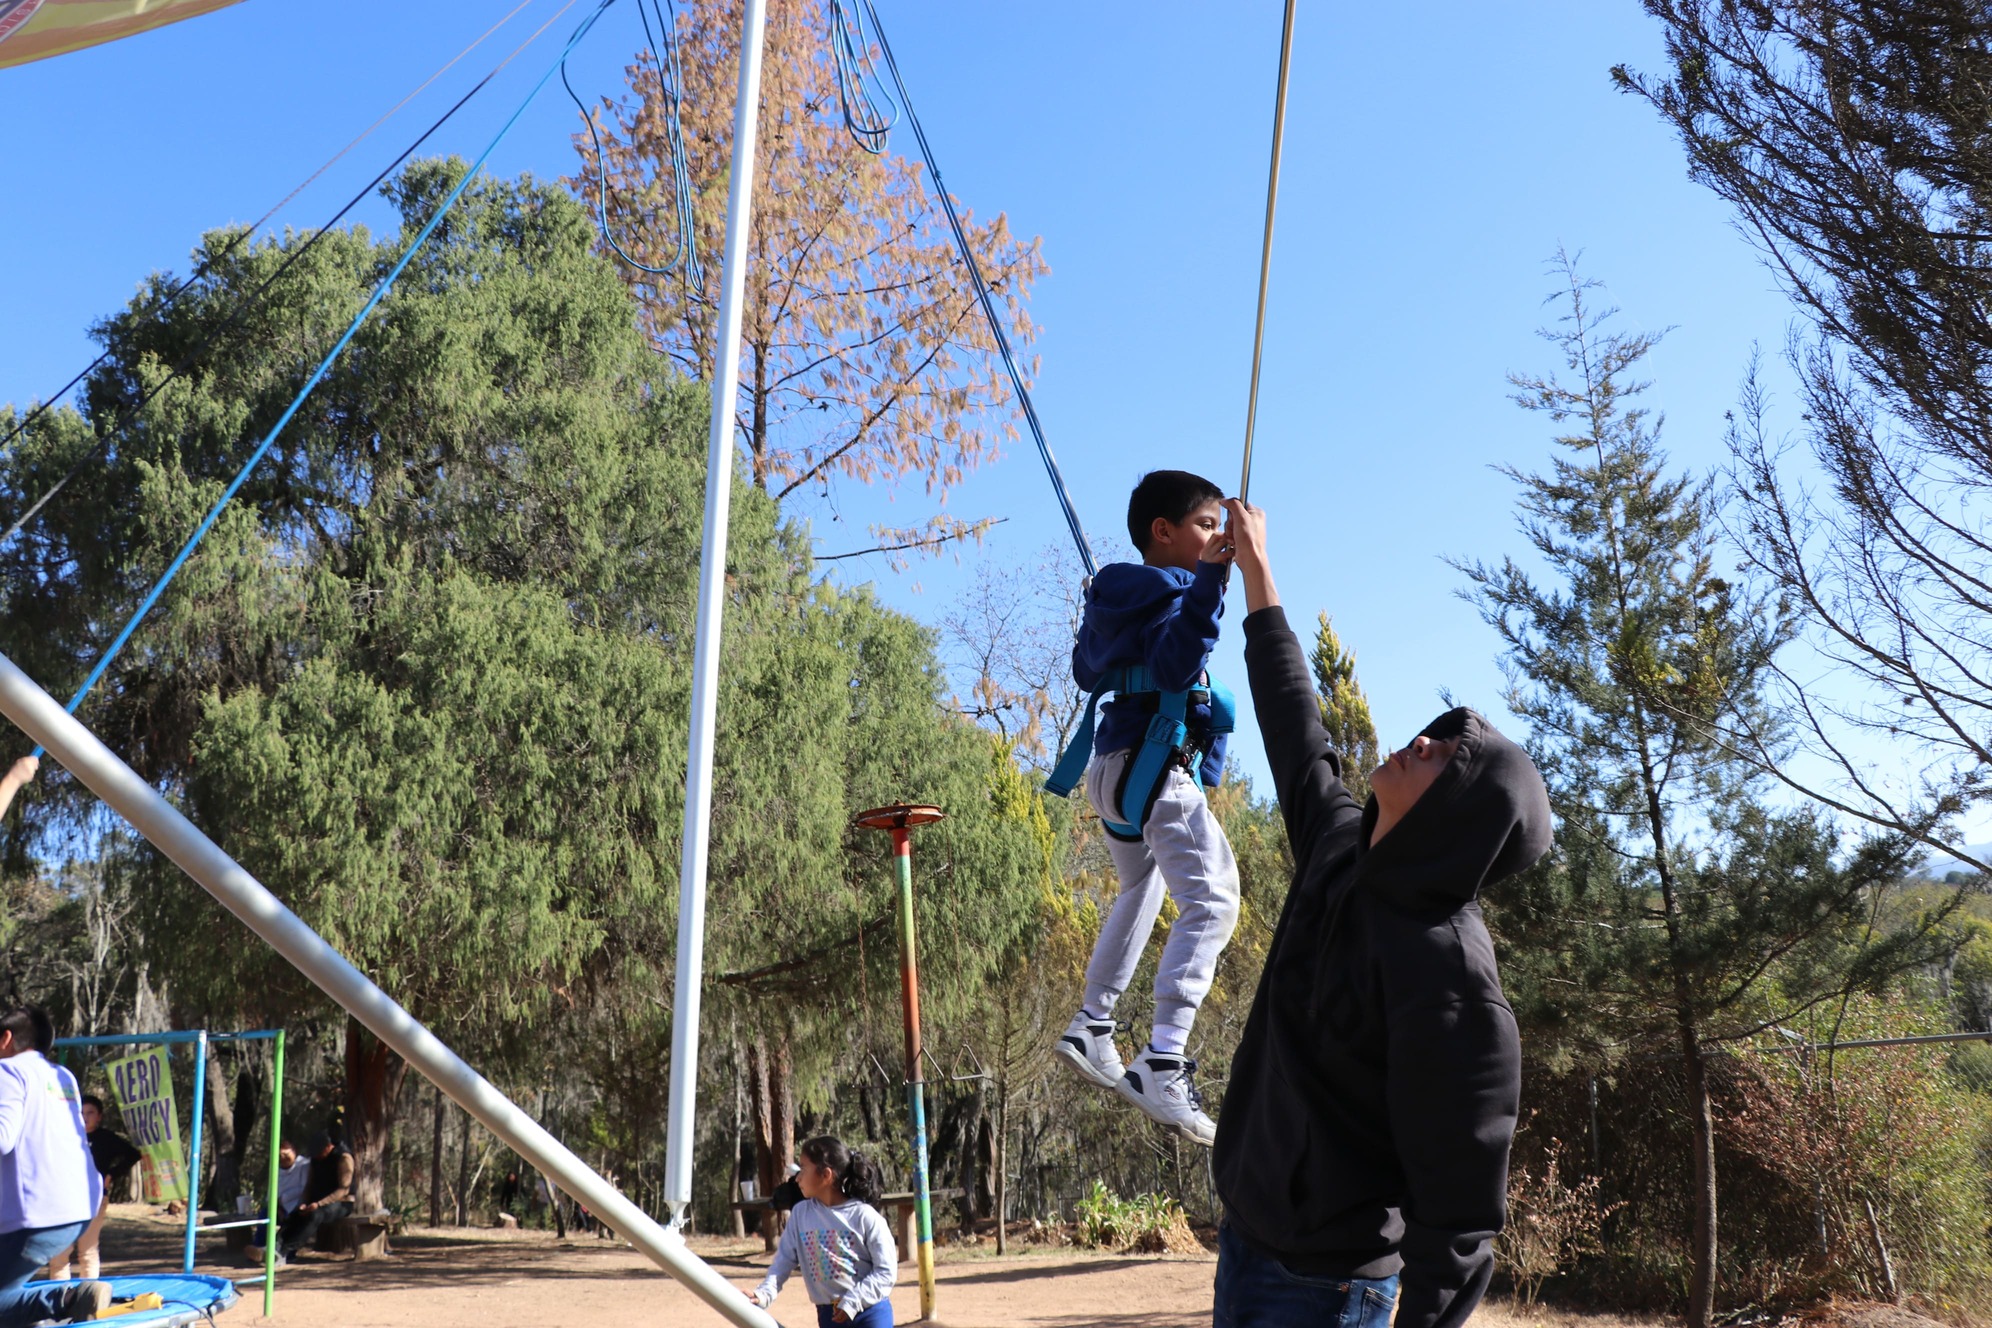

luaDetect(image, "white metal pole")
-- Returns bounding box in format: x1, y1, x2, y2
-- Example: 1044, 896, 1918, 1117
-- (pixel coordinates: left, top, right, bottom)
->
0, 651, 778, 1328
665, 0, 769, 1223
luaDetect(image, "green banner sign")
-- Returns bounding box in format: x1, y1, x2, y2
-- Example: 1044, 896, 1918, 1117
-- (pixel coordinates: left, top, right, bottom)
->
107, 1046, 188, 1204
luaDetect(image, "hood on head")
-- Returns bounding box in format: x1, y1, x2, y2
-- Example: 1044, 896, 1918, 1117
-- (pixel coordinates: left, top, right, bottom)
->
1357, 707, 1552, 913
1081, 563, 1194, 634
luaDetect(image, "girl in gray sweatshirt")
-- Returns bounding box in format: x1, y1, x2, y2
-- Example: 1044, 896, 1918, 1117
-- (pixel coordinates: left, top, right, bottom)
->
750, 1136, 896, 1326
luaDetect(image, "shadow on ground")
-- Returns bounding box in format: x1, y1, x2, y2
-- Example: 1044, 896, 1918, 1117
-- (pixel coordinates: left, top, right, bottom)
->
95, 1207, 1221, 1327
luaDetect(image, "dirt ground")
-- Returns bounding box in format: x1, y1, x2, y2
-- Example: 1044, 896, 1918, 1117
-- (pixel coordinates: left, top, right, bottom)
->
91, 1203, 1672, 1328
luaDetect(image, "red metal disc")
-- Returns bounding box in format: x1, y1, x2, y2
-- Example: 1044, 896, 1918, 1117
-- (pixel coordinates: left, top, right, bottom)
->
852, 803, 945, 831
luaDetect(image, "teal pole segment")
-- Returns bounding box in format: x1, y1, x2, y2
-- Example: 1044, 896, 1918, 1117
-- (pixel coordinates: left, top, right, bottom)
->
183, 1031, 207, 1273
905, 1068, 932, 1244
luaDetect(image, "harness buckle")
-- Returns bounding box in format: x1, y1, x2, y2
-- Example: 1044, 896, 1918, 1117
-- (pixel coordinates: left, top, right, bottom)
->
1144, 713, 1189, 749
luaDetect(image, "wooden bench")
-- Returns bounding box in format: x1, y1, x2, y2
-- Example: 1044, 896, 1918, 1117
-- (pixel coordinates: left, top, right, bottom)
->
732, 1189, 965, 1264
315, 1209, 399, 1261
880, 1190, 965, 1262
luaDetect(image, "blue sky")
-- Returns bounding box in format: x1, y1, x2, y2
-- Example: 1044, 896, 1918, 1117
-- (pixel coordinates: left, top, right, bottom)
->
0, 2, 1853, 817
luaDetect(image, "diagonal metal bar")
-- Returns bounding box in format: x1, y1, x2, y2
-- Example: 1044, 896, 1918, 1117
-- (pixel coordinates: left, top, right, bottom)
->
0, 648, 778, 1328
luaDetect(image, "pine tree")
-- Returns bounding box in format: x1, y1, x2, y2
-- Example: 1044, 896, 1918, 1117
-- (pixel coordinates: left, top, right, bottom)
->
1460, 255, 1948, 1328
1309, 612, 1379, 806
1620, 3, 1992, 861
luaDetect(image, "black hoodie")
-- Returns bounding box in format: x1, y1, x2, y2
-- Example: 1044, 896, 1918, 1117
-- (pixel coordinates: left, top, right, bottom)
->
1212, 607, 1552, 1328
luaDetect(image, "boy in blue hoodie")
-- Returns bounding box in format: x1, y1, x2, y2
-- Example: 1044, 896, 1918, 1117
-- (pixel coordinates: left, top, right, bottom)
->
1053, 470, 1240, 1145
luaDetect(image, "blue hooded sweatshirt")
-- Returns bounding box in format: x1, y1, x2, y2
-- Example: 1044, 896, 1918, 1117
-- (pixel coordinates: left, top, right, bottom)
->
1072, 560, 1229, 786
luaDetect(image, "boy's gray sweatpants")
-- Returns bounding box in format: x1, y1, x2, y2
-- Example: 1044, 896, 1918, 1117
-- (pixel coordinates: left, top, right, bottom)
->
1083, 748, 1242, 1041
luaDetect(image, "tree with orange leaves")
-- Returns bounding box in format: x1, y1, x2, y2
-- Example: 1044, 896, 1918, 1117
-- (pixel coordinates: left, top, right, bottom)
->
574, 0, 1048, 560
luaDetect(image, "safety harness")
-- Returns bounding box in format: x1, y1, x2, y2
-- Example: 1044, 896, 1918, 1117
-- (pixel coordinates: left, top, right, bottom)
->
1045, 665, 1237, 841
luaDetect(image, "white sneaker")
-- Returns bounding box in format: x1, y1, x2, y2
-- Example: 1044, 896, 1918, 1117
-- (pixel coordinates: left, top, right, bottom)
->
1117, 1050, 1217, 1146
1053, 1012, 1126, 1090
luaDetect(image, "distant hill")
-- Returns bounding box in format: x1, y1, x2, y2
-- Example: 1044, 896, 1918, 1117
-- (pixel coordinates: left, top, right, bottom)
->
1920, 842, 1992, 880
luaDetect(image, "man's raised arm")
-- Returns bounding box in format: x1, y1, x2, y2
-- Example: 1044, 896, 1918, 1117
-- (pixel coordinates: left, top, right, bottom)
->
1225, 500, 1362, 862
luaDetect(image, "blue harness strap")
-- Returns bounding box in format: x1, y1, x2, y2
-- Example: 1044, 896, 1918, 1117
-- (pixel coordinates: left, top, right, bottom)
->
1044, 667, 1236, 840
1042, 687, 1105, 802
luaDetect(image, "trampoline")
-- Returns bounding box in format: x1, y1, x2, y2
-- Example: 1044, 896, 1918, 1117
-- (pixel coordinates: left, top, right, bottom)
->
21, 1274, 237, 1326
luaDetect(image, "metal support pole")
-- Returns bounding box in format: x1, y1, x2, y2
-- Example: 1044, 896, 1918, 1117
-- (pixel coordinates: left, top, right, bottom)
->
264, 1030, 284, 1319
664, 0, 771, 1227
1587, 1075, 1600, 1175
183, 1030, 207, 1273
0, 650, 775, 1328
854, 805, 944, 1321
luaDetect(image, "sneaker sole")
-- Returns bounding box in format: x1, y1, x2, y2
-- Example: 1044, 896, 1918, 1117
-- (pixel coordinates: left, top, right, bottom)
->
1052, 1040, 1123, 1091
1114, 1077, 1217, 1147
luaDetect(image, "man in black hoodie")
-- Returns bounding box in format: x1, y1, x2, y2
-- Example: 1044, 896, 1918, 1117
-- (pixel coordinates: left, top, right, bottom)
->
1209, 500, 1552, 1328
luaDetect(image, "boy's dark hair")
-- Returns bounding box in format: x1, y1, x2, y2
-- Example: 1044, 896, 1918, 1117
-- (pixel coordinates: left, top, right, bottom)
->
0, 1005, 53, 1054
800, 1134, 884, 1209
1127, 470, 1224, 552
81, 1094, 105, 1113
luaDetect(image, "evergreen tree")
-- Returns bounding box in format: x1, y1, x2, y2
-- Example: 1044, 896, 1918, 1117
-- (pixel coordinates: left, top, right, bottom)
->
1621, 2, 1992, 863
0, 162, 1050, 1210
1460, 256, 1949, 1328
1309, 612, 1379, 806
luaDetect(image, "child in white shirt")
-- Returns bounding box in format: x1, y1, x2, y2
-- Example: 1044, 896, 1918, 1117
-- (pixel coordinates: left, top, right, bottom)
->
748, 1136, 896, 1326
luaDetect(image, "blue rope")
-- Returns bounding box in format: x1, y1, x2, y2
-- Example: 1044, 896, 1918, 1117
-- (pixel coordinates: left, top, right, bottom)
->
639, 0, 705, 296
565, 0, 705, 295
38, 0, 621, 757
827, 0, 898, 154
837, 0, 1096, 578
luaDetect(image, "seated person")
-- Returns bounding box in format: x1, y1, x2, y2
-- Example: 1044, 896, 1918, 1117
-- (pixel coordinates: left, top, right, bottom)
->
274, 1133, 352, 1264
44, 1095, 140, 1280
768, 1162, 804, 1213
275, 1141, 309, 1221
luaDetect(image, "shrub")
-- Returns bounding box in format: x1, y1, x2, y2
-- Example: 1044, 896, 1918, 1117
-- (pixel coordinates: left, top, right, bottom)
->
1511, 999, 1992, 1317
1498, 1132, 1620, 1305
1074, 1181, 1200, 1254
1722, 1005, 1992, 1317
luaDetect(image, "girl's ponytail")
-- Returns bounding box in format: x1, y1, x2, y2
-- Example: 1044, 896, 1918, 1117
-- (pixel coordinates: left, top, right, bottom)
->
800, 1134, 886, 1209
841, 1147, 884, 1209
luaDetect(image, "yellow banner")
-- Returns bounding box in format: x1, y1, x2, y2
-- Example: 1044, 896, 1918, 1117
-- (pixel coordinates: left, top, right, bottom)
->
107, 1045, 189, 1205
0, 0, 245, 70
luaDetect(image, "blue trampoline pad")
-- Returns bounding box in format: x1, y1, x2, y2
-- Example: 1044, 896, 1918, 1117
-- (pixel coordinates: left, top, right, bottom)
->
23, 1274, 238, 1326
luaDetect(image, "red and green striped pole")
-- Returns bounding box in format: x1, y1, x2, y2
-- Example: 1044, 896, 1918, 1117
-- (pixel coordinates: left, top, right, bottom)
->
854, 803, 944, 1322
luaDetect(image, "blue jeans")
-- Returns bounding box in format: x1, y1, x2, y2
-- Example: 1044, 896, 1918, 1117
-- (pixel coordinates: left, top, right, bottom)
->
278, 1200, 353, 1258
1214, 1224, 1399, 1328
815, 1299, 893, 1327
0, 1221, 90, 1328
